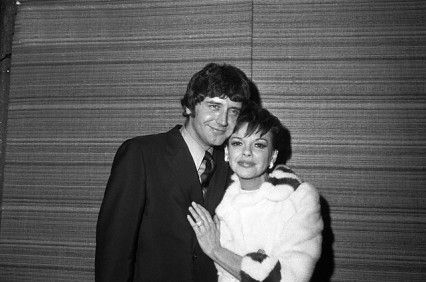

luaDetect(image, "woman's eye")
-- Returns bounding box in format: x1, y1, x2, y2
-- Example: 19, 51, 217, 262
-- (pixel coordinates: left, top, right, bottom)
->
255, 143, 267, 149
230, 141, 242, 146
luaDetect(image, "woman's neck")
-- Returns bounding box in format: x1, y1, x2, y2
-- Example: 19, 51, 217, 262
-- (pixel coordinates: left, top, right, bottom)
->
239, 174, 268, 191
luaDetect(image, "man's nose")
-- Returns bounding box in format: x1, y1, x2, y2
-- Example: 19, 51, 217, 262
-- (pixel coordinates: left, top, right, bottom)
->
216, 110, 228, 126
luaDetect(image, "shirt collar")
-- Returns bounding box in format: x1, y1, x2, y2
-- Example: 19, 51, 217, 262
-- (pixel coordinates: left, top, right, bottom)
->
180, 125, 212, 170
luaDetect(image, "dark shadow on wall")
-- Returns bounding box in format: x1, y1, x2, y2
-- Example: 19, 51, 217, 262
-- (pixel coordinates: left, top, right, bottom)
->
311, 196, 335, 282
248, 79, 262, 107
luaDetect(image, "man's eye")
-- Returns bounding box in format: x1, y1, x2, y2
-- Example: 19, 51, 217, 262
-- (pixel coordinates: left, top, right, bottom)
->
209, 104, 220, 110
229, 109, 240, 116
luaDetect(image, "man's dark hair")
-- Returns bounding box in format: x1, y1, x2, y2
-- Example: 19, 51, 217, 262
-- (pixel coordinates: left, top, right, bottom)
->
233, 102, 292, 165
181, 63, 259, 117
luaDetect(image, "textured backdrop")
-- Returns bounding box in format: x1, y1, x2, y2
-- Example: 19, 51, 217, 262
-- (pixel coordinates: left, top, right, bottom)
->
0, 0, 425, 281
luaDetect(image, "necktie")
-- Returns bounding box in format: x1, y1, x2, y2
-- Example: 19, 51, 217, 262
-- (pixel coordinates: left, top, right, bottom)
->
200, 151, 215, 197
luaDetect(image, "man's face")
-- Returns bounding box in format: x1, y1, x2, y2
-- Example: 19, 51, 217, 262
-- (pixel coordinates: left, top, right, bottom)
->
185, 97, 242, 149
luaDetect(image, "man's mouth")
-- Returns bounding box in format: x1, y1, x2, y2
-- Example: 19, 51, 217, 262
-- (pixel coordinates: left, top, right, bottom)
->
209, 126, 226, 133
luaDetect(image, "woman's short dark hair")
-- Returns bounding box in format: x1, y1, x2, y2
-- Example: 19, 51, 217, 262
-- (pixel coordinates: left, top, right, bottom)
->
181, 63, 256, 117
233, 102, 292, 164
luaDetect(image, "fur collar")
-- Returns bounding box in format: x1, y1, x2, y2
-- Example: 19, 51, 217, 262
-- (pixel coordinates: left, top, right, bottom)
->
217, 165, 302, 213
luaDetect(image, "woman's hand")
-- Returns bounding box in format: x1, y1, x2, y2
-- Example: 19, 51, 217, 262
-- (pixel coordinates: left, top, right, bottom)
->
187, 202, 221, 258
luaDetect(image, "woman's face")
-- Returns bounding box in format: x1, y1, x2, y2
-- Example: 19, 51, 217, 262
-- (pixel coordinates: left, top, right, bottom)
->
226, 123, 278, 188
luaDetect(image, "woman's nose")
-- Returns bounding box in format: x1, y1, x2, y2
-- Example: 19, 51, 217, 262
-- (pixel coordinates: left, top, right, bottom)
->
242, 145, 252, 156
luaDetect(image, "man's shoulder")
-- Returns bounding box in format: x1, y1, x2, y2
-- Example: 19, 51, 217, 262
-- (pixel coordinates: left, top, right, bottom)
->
119, 126, 180, 150
123, 132, 166, 147
126, 132, 165, 143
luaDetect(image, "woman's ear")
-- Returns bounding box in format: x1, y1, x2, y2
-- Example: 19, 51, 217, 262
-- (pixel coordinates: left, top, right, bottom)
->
224, 146, 229, 162
269, 150, 279, 169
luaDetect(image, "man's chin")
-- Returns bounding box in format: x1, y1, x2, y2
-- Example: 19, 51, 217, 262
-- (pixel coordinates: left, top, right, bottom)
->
209, 138, 227, 147
210, 141, 225, 147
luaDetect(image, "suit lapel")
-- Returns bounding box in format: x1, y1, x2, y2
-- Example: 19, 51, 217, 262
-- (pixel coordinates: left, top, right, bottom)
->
165, 126, 204, 204
164, 126, 231, 213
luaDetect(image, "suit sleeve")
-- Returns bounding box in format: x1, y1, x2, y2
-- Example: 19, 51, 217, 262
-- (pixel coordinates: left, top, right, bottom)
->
240, 183, 323, 282
95, 139, 147, 282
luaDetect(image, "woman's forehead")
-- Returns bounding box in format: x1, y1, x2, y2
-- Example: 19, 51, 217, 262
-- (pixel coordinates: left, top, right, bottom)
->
232, 123, 272, 140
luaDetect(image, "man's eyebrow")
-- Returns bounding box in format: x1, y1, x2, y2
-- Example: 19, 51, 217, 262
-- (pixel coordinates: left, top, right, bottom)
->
206, 101, 222, 105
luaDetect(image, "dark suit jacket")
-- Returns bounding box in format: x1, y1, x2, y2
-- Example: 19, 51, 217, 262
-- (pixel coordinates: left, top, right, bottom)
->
95, 125, 232, 282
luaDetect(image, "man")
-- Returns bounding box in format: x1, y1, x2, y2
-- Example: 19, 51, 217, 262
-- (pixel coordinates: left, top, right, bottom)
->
95, 63, 259, 281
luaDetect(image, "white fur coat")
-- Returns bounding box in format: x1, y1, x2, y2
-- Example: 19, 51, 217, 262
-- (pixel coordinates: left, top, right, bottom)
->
215, 165, 323, 282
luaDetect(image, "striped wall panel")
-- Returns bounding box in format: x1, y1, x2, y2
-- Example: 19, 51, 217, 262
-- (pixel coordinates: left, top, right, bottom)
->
252, 0, 426, 281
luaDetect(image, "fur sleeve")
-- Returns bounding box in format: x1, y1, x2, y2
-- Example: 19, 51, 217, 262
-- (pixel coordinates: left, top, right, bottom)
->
240, 251, 281, 282
273, 182, 323, 282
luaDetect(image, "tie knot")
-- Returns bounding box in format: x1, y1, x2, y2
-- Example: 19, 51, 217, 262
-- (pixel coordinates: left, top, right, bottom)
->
203, 150, 214, 164
203, 151, 215, 174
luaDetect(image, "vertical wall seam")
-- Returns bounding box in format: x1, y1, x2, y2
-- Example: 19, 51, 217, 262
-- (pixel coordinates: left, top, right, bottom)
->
250, 0, 254, 79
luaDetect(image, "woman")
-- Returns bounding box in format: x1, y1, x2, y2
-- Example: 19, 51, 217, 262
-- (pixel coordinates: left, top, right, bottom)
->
187, 104, 323, 282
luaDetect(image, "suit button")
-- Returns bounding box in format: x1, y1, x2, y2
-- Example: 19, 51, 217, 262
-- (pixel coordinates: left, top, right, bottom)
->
192, 253, 197, 260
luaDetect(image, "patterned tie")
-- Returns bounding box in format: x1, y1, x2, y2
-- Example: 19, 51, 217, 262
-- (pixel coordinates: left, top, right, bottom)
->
200, 151, 215, 198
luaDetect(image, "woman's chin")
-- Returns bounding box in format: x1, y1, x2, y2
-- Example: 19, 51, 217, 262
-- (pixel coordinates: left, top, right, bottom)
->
236, 171, 265, 181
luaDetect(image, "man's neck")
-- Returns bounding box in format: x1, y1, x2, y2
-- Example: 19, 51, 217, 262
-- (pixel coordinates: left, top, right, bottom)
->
182, 122, 211, 152
180, 124, 212, 171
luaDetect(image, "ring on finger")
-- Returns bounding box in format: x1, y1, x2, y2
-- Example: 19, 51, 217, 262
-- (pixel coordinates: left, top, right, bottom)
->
196, 221, 203, 226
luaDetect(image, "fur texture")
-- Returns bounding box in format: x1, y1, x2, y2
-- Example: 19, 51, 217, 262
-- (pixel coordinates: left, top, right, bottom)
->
215, 165, 323, 282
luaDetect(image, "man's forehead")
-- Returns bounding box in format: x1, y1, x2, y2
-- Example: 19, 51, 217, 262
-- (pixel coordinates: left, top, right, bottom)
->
203, 96, 242, 107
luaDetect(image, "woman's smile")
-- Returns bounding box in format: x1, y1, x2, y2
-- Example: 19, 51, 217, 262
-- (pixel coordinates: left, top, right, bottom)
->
237, 160, 256, 168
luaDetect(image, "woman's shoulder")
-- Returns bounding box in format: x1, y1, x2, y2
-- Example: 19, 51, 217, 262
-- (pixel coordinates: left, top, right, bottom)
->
270, 165, 320, 199
268, 165, 303, 190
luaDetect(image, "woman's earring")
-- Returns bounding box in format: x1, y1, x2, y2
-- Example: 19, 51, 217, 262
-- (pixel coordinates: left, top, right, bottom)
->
269, 150, 278, 170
